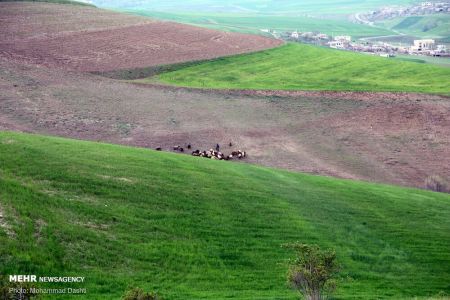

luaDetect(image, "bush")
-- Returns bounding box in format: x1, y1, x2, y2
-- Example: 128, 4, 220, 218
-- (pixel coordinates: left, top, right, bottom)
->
425, 175, 449, 193
0, 276, 40, 300
122, 287, 161, 300
284, 243, 339, 300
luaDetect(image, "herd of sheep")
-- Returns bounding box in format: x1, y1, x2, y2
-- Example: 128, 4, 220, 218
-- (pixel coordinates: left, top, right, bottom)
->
156, 143, 247, 161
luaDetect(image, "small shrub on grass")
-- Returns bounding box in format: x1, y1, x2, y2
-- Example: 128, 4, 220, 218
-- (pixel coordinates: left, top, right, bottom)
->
284, 243, 339, 300
122, 287, 161, 300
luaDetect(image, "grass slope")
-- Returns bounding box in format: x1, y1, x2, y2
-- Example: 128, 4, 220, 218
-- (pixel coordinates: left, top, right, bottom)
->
1, 131, 449, 299
378, 14, 450, 39
125, 10, 394, 38
155, 43, 450, 94
92, 0, 412, 15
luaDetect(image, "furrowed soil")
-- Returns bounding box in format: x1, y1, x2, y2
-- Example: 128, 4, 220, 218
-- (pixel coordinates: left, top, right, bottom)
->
0, 2, 282, 72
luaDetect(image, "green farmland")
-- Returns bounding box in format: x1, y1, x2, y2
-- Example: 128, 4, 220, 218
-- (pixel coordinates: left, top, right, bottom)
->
155, 43, 450, 94
1, 131, 449, 299
93, 0, 413, 16
126, 10, 395, 38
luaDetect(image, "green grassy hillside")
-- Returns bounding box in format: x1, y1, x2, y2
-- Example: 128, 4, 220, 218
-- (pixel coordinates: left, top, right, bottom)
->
126, 10, 394, 38
154, 43, 450, 94
378, 14, 450, 39
93, 0, 412, 15
1, 131, 449, 299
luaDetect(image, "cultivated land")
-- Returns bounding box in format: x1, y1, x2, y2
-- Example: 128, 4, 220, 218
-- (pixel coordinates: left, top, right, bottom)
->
125, 11, 395, 38
93, 0, 413, 16
0, 2, 281, 72
1, 132, 449, 299
155, 43, 450, 94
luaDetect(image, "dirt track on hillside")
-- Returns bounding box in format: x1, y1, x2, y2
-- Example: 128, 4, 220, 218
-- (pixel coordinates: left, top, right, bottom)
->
0, 2, 282, 72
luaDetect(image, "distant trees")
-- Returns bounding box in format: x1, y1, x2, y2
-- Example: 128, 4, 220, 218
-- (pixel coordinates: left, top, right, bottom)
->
122, 287, 160, 300
284, 243, 339, 300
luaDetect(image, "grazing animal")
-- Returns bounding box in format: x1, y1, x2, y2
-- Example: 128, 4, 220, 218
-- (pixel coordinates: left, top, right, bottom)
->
216, 144, 220, 151
156, 147, 162, 151
179, 148, 184, 152
173, 145, 180, 151
187, 144, 192, 149
229, 142, 233, 147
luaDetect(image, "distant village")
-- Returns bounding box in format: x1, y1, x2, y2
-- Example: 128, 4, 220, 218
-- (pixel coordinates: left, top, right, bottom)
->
259, 1, 450, 59
276, 31, 449, 58
354, 1, 450, 25
261, 29, 448, 59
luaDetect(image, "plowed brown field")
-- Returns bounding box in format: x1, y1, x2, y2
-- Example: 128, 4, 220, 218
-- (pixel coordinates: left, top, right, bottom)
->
0, 2, 282, 72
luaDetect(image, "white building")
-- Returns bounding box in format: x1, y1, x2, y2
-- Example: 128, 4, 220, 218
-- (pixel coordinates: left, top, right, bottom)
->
437, 44, 447, 52
334, 35, 352, 42
328, 41, 346, 49
411, 39, 435, 52
291, 31, 299, 39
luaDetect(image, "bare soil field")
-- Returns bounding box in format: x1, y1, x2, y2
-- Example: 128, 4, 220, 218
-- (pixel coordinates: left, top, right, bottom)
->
0, 2, 282, 72
1, 58, 449, 189
0, 2, 153, 41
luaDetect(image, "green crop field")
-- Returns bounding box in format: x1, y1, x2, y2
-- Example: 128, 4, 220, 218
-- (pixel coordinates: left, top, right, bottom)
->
125, 10, 394, 38
393, 54, 450, 67
1, 131, 449, 299
93, 0, 412, 15
154, 43, 450, 94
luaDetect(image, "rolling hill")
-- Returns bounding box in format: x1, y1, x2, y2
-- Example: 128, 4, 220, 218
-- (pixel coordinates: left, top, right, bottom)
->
375, 14, 450, 41
92, 0, 413, 15
127, 10, 395, 38
0, 131, 449, 299
153, 43, 450, 94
